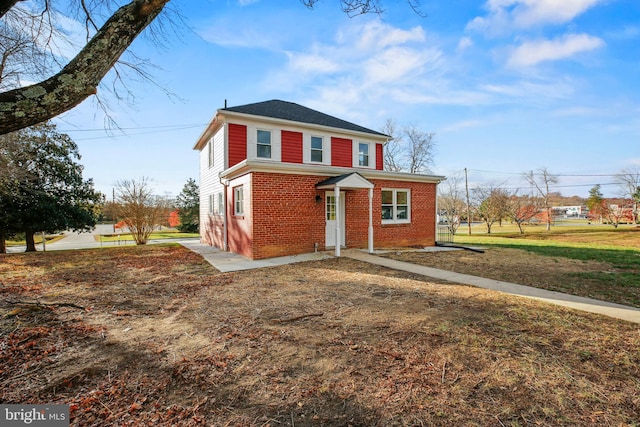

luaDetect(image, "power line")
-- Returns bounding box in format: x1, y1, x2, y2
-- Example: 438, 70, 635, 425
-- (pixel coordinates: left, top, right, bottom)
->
467, 168, 625, 178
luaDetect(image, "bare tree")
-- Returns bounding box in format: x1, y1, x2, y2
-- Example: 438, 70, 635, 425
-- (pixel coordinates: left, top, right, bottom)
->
380, 118, 403, 172
505, 192, 539, 234
523, 168, 558, 231
473, 183, 508, 234
616, 168, 640, 223
437, 173, 465, 235
381, 120, 436, 174
116, 178, 170, 245
1, 0, 423, 136
405, 125, 435, 174
601, 199, 627, 228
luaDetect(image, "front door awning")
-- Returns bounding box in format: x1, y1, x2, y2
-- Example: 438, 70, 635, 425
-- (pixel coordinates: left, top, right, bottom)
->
316, 172, 374, 257
315, 172, 374, 190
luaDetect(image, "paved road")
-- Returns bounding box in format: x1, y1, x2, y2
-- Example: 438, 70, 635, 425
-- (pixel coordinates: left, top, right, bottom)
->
6, 225, 198, 253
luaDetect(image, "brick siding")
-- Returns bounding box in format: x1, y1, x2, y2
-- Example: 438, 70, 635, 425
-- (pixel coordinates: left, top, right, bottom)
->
236, 172, 437, 259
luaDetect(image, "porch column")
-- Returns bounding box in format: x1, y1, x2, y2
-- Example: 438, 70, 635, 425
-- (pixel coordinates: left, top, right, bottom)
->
335, 186, 341, 257
368, 187, 374, 254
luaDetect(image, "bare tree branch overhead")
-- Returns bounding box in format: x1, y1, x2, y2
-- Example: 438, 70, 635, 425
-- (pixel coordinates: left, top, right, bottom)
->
1, 0, 423, 136
0, 0, 169, 135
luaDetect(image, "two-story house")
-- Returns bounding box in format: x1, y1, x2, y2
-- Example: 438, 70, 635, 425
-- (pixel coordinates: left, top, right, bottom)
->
193, 99, 445, 260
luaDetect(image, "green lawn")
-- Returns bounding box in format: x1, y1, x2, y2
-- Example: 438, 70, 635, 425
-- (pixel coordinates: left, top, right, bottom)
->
451, 224, 640, 299
97, 229, 199, 242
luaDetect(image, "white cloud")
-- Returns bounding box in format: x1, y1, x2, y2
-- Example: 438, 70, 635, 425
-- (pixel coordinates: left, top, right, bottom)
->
439, 119, 485, 133
285, 51, 341, 74
506, 33, 604, 67
237, 0, 259, 5
270, 20, 446, 108
468, 0, 605, 34
457, 37, 474, 51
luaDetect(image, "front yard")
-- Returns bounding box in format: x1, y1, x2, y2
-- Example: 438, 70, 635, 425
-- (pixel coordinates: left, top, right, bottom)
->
1, 245, 639, 426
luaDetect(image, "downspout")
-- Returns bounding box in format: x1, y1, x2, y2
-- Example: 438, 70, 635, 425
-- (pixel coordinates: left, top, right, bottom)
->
219, 175, 229, 251
435, 180, 439, 245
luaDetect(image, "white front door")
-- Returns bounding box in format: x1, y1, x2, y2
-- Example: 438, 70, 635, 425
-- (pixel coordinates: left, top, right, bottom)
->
325, 191, 346, 248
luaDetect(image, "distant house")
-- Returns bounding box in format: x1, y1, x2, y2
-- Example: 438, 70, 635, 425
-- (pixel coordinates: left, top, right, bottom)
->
193, 100, 445, 260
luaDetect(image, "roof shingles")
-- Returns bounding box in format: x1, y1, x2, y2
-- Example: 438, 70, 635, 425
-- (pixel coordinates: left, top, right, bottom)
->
222, 100, 388, 138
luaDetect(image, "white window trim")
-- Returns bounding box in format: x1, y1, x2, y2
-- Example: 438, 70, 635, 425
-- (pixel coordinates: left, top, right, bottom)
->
208, 138, 214, 168
381, 188, 411, 224
303, 132, 331, 165
353, 141, 376, 169
246, 125, 281, 161
310, 135, 324, 164
208, 194, 214, 215
216, 192, 224, 216
256, 129, 272, 159
234, 186, 244, 216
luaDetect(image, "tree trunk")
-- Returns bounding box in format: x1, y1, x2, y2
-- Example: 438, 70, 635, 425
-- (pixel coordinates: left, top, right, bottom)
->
25, 228, 36, 252
0, 0, 170, 135
0, 0, 20, 19
0, 228, 6, 253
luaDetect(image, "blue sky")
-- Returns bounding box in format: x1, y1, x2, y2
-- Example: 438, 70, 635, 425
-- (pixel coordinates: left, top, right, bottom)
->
54, 0, 640, 199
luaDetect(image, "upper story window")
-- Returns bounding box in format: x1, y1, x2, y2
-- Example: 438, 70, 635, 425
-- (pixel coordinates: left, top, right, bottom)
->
358, 142, 369, 167
207, 139, 214, 168
311, 136, 323, 163
257, 129, 272, 159
381, 189, 410, 224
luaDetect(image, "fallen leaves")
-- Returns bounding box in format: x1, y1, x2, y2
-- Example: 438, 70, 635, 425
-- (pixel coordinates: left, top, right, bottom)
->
1, 245, 639, 426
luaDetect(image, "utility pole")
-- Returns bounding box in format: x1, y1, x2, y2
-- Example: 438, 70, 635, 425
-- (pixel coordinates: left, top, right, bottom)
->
465, 168, 471, 235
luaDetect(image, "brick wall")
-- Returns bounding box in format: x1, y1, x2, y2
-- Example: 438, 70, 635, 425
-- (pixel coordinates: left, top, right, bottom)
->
202, 214, 225, 248
356, 179, 437, 248
251, 172, 326, 259
226, 174, 253, 258
243, 173, 437, 259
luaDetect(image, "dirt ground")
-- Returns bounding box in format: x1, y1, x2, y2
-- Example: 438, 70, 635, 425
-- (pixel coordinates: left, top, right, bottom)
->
1, 245, 639, 426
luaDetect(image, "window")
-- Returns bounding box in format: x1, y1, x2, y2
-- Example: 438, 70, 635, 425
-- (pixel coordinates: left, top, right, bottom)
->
257, 129, 271, 159
208, 139, 214, 168
326, 194, 336, 221
217, 192, 224, 215
381, 189, 410, 224
311, 136, 323, 163
234, 186, 244, 216
208, 194, 214, 215
358, 142, 369, 167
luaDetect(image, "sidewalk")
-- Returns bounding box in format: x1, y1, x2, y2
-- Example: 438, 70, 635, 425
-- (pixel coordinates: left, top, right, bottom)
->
179, 240, 332, 272
343, 249, 640, 324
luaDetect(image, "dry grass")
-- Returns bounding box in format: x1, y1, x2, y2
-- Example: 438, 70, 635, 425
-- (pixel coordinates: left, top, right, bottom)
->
1, 245, 639, 426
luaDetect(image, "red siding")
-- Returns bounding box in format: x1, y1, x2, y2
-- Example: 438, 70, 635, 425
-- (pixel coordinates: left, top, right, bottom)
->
331, 137, 352, 167
281, 130, 303, 164
228, 123, 247, 167
376, 143, 384, 170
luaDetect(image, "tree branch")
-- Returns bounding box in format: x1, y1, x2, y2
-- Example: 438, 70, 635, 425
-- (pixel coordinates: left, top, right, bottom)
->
0, 0, 170, 135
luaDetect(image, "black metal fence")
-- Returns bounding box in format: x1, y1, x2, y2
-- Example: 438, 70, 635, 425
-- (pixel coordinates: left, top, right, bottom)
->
436, 225, 453, 244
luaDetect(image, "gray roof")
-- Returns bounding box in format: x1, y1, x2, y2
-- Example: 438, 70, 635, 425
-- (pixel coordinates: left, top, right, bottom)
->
221, 100, 389, 138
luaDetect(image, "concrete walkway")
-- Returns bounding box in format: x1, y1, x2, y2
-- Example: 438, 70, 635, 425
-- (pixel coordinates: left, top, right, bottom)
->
179, 240, 332, 272
343, 249, 640, 324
